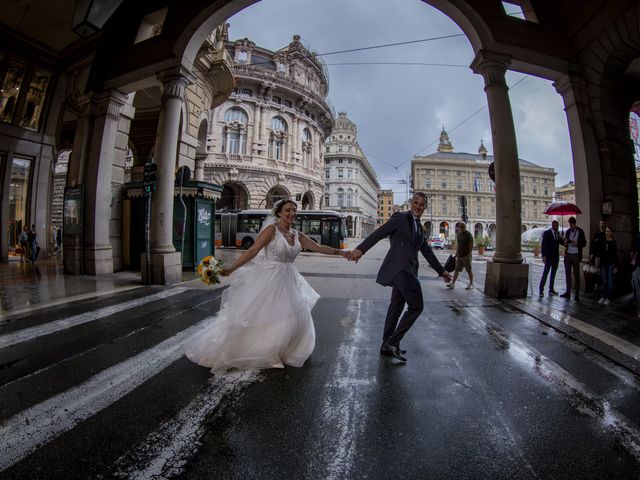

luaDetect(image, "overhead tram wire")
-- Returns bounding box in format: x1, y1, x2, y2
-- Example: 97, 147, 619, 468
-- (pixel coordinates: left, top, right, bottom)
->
232, 33, 466, 69
325, 62, 468, 68
392, 75, 530, 170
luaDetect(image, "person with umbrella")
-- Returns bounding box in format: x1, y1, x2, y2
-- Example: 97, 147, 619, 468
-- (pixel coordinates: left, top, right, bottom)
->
560, 216, 587, 300
539, 219, 562, 296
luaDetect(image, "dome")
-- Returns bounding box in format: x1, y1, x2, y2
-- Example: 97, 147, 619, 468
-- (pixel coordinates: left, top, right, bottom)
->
333, 112, 357, 137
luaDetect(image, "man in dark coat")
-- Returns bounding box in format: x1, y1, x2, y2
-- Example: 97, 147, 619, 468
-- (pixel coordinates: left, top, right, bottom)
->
350, 192, 451, 361
539, 220, 562, 296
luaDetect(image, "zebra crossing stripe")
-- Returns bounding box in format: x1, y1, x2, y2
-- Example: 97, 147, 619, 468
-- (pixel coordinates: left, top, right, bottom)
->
0, 316, 212, 473
111, 369, 261, 479
0, 287, 190, 349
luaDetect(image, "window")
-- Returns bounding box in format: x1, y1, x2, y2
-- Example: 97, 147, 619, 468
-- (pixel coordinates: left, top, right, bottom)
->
222, 108, 248, 154
457, 180, 462, 189
325, 146, 330, 153
284, 100, 292, 108
325, 169, 330, 179
338, 169, 344, 178
237, 50, 248, 63
9, 156, 31, 231
302, 128, 312, 142
348, 159, 353, 164
1, 60, 51, 131
337, 188, 344, 207
347, 169, 353, 178
271, 116, 287, 132
240, 88, 252, 96
338, 145, 343, 152
272, 96, 281, 104
441, 181, 447, 189
338, 159, 344, 164
346, 189, 353, 207
268, 116, 287, 160
425, 178, 431, 189
224, 108, 248, 124
324, 194, 330, 207
277, 62, 286, 73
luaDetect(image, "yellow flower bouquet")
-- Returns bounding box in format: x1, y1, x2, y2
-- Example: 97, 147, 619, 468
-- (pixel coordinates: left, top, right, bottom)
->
197, 255, 223, 286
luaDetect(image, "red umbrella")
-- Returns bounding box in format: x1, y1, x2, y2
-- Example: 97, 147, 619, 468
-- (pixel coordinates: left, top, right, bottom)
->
543, 201, 582, 233
543, 201, 582, 216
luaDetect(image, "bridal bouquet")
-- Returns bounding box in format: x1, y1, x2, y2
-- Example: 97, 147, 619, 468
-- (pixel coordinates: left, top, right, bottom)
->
198, 255, 223, 286
582, 264, 599, 275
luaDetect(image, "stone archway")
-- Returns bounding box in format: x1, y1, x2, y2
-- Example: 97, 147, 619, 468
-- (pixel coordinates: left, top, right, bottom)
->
439, 221, 449, 239
220, 182, 249, 210
488, 223, 497, 245
265, 185, 290, 209
474, 222, 483, 238
302, 191, 314, 210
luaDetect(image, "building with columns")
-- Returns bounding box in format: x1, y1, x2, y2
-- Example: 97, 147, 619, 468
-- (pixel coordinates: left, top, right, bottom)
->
555, 181, 576, 204
412, 128, 556, 245
323, 112, 379, 238
205, 33, 334, 210
1, 1, 638, 299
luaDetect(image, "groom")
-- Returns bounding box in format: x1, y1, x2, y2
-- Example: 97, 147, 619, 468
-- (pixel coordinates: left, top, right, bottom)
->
350, 192, 451, 361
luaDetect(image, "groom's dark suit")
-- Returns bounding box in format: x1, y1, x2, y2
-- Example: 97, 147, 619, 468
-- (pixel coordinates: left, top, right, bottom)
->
356, 210, 446, 350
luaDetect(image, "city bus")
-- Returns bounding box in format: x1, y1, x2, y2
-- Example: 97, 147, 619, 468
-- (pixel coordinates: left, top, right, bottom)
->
215, 209, 347, 249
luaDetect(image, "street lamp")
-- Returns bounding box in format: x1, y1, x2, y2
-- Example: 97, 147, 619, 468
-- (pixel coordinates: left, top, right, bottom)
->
73, 0, 124, 37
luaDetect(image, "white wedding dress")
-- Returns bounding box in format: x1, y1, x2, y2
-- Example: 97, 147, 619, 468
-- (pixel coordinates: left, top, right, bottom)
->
184, 228, 319, 372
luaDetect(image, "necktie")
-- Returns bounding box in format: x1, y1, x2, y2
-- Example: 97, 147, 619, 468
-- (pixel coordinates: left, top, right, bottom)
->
415, 218, 421, 242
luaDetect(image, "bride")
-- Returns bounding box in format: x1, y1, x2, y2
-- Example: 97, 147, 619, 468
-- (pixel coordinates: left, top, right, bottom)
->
185, 199, 351, 372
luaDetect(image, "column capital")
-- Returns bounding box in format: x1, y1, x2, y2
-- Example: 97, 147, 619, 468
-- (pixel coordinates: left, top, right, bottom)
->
470, 50, 511, 87
553, 66, 588, 110
76, 90, 128, 120
158, 67, 195, 99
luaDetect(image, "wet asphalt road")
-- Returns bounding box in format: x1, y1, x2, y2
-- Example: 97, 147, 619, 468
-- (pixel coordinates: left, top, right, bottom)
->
1, 243, 640, 479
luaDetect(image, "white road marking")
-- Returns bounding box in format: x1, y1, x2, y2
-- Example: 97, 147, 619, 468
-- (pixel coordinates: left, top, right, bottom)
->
0, 315, 211, 473
0, 287, 190, 349
111, 370, 261, 480
466, 306, 640, 463
305, 299, 376, 480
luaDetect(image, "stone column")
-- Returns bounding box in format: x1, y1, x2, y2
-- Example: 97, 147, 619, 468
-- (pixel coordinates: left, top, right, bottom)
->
553, 72, 602, 253
65, 90, 127, 275
146, 71, 191, 285
471, 51, 528, 298
292, 116, 299, 162
252, 103, 262, 150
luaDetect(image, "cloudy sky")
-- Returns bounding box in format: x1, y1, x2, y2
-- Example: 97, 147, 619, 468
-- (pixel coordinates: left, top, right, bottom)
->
226, 0, 573, 203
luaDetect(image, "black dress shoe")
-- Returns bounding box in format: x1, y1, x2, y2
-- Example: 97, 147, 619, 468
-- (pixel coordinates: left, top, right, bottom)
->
379, 347, 392, 357
382, 343, 406, 362
549, 289, 559, 295
539, 290, 544, 297
560, 292, 570, 299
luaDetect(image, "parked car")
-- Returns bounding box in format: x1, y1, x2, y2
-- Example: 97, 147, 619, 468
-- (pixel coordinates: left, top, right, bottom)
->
429, 238, 444, 249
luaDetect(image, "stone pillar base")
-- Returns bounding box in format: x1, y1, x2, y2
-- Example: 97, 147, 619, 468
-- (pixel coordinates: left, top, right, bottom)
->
141, 252, 182, 285
484, 261, 529, 298
64, 245, 83, 275
84, 245, 114, 275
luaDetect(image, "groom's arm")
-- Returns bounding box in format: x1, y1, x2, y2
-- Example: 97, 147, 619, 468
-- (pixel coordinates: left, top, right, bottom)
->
355, 212, 401, 256
419, 241, 446, 277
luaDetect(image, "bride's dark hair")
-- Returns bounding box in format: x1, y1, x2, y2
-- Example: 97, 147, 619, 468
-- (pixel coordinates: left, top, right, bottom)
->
273, 199, 297, 217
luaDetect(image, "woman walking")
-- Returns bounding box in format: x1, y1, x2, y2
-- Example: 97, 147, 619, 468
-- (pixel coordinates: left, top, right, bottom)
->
598, 226, 618, 306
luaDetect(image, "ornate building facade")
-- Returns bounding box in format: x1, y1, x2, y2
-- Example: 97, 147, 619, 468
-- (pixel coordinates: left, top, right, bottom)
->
205, 33, 334, 210
323, 112, 379, 238
412, 128, 556, 244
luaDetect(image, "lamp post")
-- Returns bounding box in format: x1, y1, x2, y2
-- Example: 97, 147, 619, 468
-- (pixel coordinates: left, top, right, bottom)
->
72, 0, 124, 37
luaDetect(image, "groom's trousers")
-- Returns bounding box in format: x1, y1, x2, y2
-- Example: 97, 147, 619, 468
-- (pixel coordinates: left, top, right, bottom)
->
383, 271, 424, 346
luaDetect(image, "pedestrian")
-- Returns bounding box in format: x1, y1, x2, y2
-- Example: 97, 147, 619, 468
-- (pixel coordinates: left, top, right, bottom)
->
185, 199, 351, 372
18, 225, 28, 263
56, 226, 62, 259
590, 219, 606, 292
597, 226, 618, 306
27, 224, 38, 263
349, 192, 452, 362
539, 220, 562, 296
560, 216, 587, 300
49, 223, 57, 257
447, 221, 474, 290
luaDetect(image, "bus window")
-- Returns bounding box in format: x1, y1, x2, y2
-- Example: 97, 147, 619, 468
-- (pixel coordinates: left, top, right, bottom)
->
238, 214, 262, 233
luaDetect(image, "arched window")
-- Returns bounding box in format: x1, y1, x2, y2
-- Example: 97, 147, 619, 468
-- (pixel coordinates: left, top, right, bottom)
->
346, 188, 353, 207
337, 188, 344, 208
222, 108, 248, 155
269, 116, 288, 161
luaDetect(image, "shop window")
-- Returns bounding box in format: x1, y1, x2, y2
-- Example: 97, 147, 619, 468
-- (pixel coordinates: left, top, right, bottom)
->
9, 157, 31, 245
0, 61, 27, 125
19, 69, 51, 130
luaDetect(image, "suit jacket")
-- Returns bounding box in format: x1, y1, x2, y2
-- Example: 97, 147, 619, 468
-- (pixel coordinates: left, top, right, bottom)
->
540, 228, 561, 262
356, 211, 445, 287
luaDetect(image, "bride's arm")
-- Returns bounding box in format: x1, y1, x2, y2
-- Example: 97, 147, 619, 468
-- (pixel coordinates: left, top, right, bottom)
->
298, 232, 350, 259
221, 225, 276, 276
